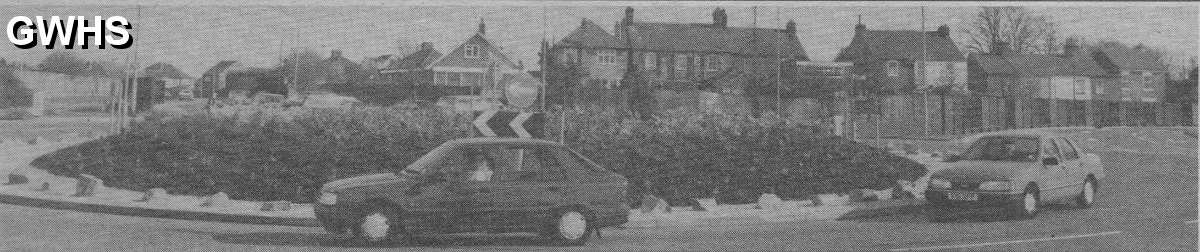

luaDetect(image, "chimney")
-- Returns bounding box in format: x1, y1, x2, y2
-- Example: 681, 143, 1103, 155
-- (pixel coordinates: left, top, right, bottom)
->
936, 24, 950, 37
623, 7, 635, 26
477, 19, 486, 35
855, 15, 865, 33
517, 60, 524, 70
784, 20, 796, 35
1062, 38, 1080, 57
420, 42, 433, 51
330, 49, 342, 59
992, 41, 1010, 55
712, 8, 728, 28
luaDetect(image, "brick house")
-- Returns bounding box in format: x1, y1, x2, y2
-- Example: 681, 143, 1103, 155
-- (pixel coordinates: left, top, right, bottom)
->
1091, 45, 1170, 126
551, 7, 808, 114
967, 40, 1113, 129
834, 21, 968, 136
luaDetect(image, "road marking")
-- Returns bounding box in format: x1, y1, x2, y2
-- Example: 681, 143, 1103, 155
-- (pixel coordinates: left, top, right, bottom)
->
889, 231, 1123, 252
1187, 220, 1198, 224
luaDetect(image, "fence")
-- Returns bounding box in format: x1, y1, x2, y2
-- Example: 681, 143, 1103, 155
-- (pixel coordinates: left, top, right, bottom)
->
849, 93, 1196, 139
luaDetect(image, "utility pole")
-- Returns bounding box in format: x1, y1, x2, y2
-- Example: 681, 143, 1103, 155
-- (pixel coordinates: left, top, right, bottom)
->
774, 7, 782, 115
129, 5, 141, 127
921, 6, 929, 137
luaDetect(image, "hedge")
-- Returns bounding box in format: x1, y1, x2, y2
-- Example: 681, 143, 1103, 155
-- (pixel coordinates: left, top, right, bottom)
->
31, 104, 925, 204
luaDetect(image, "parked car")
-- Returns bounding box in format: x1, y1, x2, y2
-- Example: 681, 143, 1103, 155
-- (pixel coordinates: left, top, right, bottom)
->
314, 137, 630, 246
925, 129, 1104, 221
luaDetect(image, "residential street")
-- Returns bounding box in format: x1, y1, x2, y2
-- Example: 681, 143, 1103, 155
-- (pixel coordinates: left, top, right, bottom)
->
0, 127, 1194, 251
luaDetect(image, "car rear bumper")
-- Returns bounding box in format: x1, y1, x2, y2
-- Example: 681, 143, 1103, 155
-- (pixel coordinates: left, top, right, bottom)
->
925, 189, 1023, 208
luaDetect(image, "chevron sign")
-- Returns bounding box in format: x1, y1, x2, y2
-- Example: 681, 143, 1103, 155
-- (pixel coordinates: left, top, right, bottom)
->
473, 110, 545, 138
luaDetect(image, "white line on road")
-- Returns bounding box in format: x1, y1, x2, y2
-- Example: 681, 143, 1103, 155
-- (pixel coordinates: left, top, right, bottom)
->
1187, 220, 1198, 224
889, 231, 1123, 252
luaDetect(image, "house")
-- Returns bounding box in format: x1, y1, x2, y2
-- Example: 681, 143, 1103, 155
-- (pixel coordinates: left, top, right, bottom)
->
834, 20, 967, 136
379, 42, 443, 100
321, 49, 360, 88
1091, 44, 1170, 126
426, 21, 523, 97
551, 7, 808, 114
382, 22, 526, 102
968, 40, 1112, 129
194, 61, 245, 99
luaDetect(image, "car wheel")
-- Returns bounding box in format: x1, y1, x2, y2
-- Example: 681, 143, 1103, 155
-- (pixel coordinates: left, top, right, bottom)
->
545, 207, 592, 246
1075, 178, 1096, 208
1011, 186, 1040, 219
353, 205, 403, 244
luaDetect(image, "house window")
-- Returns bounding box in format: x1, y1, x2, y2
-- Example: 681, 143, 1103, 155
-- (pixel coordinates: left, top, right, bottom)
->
448, 72, 462, 86
465, 45, 481, 59
886, 60, 900, 77
605, 79, 619, 89
695, 56, 707, 74
707, 55, 723, 71
643, 52, 656, 71
434, 72, 445, 85
1095, 84, 1105, 95
674, 55, 688, 72
598, 50, 617, 64
1074, 78, 1088, 96
1120, 87, 1132, 101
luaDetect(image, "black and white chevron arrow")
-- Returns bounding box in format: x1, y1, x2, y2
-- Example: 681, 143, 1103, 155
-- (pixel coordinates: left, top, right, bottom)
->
473, 110, 545, 138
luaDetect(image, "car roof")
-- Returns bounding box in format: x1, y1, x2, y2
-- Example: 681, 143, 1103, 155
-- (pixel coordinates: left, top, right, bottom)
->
444, 137, 565, 147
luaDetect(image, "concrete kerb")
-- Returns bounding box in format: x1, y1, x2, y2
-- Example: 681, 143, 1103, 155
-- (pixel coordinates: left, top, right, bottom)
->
0, 190, 320, 227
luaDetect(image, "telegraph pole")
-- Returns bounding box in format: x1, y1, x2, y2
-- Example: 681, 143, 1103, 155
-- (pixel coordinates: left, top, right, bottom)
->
774, 7, 782, 114
921, 6, 929, 137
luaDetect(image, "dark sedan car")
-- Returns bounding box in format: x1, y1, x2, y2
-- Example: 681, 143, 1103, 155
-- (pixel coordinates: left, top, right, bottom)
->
314, 137, 629, 246
925, 129, 1105, 221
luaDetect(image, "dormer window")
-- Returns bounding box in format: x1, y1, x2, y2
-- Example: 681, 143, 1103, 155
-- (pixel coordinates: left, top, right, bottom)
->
886, 60, 900, 77
464, 44, 481, 59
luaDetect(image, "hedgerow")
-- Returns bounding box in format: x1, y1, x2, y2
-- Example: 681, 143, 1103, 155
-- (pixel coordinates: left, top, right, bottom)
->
32, 104, 925, 204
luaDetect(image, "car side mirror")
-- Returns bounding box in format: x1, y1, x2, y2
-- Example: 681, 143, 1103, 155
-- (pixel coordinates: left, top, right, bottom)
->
1042, 157, 1059, 166
942, 154, 961, 163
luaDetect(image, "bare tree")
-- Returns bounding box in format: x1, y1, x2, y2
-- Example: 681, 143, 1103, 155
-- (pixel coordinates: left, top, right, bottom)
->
275, 48, 326, 94
961, 7, 1058, 54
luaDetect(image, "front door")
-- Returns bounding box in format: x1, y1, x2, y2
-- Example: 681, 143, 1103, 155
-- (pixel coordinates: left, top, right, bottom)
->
399, 146, 474, 233
457, 144, 567, 232
1039, 138, 1071, 202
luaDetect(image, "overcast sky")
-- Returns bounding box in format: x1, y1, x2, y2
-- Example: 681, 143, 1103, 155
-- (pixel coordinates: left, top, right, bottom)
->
1, 1, 1195, 78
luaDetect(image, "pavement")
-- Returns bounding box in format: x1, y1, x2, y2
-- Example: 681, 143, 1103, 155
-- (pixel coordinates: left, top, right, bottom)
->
0, 125, 1194, 251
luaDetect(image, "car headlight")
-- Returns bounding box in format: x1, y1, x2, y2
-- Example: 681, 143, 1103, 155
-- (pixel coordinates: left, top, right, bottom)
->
978, 181, 1012, 191
928, 178, 952, 189
318, 192, 338, 205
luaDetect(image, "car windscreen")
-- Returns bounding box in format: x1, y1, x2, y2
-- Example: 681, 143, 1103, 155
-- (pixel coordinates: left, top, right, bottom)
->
400, 143, 454, 176
959, 136, 1040, 162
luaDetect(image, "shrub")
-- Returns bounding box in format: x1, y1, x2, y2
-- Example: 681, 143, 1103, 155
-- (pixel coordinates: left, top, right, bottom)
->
32, 105, 925, 204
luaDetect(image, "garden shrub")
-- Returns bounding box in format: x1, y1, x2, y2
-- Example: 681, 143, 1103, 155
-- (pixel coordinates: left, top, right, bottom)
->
33, 104, 925, 204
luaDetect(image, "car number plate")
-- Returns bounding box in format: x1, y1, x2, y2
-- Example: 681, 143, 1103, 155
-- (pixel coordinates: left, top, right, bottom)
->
946, 192, 978, 201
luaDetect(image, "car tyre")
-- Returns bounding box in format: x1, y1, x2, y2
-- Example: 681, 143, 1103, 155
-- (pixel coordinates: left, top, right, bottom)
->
545, 207, 592, 246
353, 204, 404, 244
1011, 185, 1040, 219
1075, 177, 1096, 209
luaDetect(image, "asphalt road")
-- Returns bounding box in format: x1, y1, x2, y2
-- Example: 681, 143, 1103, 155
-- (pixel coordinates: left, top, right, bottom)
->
0, 128, 1195, 251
